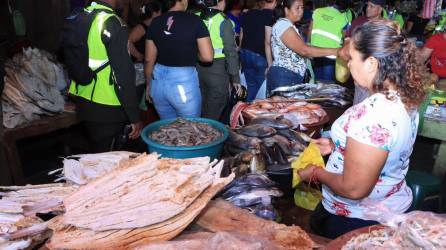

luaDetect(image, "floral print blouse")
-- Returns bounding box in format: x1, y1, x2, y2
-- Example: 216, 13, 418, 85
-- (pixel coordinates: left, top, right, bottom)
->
271, 18, 306, 76
322, 92, 417, 219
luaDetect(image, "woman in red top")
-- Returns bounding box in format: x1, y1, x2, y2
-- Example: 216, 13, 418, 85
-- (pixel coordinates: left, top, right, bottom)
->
420, 31, 446, 90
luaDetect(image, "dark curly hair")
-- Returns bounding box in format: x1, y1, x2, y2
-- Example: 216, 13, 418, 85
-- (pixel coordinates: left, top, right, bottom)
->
351, 19, 429, 109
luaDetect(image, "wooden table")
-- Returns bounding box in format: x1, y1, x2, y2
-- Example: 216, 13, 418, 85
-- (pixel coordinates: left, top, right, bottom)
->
418, 118, 446, 177
2, 112, 80, 185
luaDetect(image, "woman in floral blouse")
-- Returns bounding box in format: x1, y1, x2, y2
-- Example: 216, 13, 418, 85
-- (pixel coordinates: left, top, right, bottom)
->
298, 19, 429, 239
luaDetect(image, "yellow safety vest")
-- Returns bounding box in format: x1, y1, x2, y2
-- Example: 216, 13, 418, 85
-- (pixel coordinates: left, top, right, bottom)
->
201, 12, 229, 59
69, 3, 121, 106
311, 7, 348, 48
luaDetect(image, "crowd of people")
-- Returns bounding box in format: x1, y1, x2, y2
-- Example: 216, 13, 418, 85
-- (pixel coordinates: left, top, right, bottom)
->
67, 0, 443, 239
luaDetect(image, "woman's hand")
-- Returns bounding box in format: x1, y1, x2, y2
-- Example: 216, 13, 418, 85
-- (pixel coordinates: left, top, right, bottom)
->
312, 138, 335, 156
298, 165, 318, 182
338, 39, 351, 61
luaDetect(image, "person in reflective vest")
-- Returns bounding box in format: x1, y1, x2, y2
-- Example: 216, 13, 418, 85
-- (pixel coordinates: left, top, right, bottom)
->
309, 0, 349, 82
196, 0, 242, 121
69, 1, 142, 152
383, 3, 404, 29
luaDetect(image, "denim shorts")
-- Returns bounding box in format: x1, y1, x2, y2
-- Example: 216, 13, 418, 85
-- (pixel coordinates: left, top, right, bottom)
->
150, 64, 201, 119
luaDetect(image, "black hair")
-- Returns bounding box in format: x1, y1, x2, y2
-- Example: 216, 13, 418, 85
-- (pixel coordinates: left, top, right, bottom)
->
335, 0, 348, 11
273, 0, 300, 22
165, 0, 182, 10
351, 19, 429, 108
141, 1, 162, 20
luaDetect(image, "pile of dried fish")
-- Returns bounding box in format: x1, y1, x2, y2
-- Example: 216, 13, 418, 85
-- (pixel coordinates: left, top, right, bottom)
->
149, 118, 223, 146
220, 174, 282, 220
342, 211, 446, 250
196, 199, 314, 249
50, 151, 140, 185
271, 82, 353, 108
0, 184, 77, 249
46, 153, 234, 249
2, 47, 66, 128
230, 96, 328, 129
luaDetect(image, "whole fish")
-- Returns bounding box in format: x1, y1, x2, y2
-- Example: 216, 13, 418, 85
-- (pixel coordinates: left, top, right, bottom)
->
225, 143, 245, 156
226, 174, 276, 189
249, 154, 266, 174
236, 124, 276, 138
290, 141, 306, 155
227, 188, 283, 207
272, 143, 288, 165
249, 116, 293, 130
276, 129, 310, 146
221, 184, 252, 199
228, 130, 262, 150
260, 144, 274, 165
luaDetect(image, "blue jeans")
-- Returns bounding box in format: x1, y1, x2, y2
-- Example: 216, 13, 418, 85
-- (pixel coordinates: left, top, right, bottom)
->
313, 57, 335, 82
266, 66, 304, 95
240, 49, 268, 102
150, 64, 201, 120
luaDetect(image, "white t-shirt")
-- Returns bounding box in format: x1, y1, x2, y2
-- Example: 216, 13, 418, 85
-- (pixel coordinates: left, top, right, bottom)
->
271, 18, 306, 76
323, 92, 417, 219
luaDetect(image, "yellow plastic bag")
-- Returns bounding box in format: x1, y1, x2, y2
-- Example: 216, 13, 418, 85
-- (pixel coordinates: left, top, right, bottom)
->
335, 57, 350, 83
291, 142, 325, 188
294, 183, 322, 211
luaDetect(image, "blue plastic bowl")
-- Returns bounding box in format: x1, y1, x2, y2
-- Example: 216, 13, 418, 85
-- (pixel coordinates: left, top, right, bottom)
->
141, 118, 229, 160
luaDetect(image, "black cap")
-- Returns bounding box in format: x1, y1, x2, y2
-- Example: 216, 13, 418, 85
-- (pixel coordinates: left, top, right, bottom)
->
369, 0, 386, 8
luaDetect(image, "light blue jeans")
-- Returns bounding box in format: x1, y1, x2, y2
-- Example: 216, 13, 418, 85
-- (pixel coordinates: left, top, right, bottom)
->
150, 64, 201, 119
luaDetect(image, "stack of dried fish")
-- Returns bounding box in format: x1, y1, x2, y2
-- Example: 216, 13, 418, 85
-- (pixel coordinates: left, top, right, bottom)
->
2, 47, 66, 128
149, 118, 223, 146
0, 184, 77, 249
230, 96, 328, 129
50, 151, 140, 185
196, 199, 314, 249
140, 199, 315, 250
46, 153, 234, 249
271, 82, 353, 108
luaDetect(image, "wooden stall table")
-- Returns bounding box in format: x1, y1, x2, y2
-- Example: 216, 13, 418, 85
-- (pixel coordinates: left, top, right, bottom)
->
418, 118, 446, 177
2, 112, 80, 185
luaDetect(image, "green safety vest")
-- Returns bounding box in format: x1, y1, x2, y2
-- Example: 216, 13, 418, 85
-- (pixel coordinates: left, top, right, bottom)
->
311, 7, 348, 49
199, 12, 233, 59
69, 3, 121, 106
383, 9, 405, 28
345, 8, 354, 23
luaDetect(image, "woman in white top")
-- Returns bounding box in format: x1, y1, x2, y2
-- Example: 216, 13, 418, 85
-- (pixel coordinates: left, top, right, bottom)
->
266, 0, 339, 94
298, 19, 429, 239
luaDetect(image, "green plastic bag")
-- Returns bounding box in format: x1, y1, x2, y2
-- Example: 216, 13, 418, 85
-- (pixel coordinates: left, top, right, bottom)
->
294, 182, 322, 211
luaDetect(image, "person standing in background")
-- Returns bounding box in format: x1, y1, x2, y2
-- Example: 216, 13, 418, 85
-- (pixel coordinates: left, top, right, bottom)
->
309, 0, 349, 82
196, 0, 242, 121
145, 0, 213, 119
129, 1, 162, 62
68, 0, 142, 153
240, 0, 276, 101
226, 1, 242, 45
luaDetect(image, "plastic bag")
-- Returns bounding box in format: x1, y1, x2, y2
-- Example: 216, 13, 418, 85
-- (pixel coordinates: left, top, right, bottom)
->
293, 183, 322, 211
291, 142, 325, 187
343, 200, 446, 249
335, 57, 350, 83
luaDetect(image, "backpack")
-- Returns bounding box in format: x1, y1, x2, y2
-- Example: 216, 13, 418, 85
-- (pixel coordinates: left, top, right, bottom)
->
61, 8, 112, 86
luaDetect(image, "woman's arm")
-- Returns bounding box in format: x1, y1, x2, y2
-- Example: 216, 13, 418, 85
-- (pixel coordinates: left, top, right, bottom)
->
264, 26, 273, 69
280, 27, 338, 58
197, 37, 214, 63
300, 137, 388, 200
144, 40, 157, 101
128, 25, 146, 62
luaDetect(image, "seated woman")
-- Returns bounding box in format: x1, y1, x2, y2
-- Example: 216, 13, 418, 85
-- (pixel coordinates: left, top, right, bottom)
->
128, 1, 162, 62
267, 0, 338, 94
419, 30, 446, 91
298, 19, 429, 239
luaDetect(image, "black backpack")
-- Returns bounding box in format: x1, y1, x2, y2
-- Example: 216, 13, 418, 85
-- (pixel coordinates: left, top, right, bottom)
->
61, 8, 112, 86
